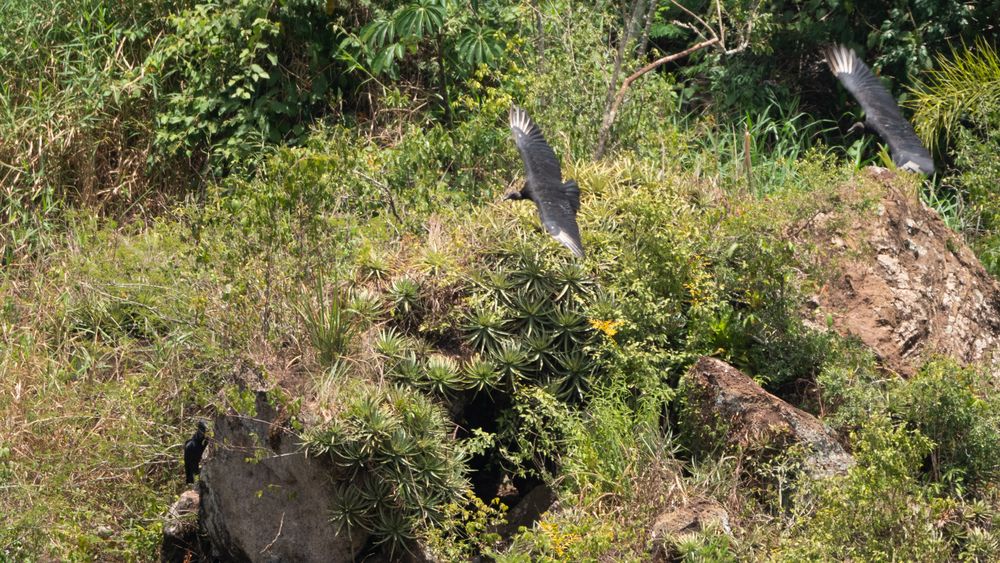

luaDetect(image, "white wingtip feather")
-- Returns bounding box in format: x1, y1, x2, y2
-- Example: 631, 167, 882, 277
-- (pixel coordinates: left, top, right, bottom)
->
826, 44, 856, 75
509, 105, 534, 135
552, 230, 585, 258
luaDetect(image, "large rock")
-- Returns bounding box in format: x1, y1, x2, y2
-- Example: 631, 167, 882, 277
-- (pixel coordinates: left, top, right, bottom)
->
808, 169, 1000, 375
161, 490, 202, 562
680, 357, 853, 478
649, 498, 730, 561
199, 393, 366, 562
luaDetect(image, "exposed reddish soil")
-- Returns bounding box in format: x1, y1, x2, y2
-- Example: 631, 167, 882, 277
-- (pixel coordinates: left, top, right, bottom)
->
804, 168, 1000, 376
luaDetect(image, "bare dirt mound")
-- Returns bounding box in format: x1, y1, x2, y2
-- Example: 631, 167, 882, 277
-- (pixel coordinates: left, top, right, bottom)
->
806, 168, 1000, 376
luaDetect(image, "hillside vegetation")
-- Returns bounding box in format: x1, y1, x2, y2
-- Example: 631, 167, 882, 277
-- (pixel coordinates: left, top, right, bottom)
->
2, 1, 999, 561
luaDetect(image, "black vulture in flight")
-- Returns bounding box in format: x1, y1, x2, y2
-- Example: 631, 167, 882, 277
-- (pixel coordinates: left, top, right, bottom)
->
825, 45, 935, 175
506, 106, 585, 258
184, 421, 208, 485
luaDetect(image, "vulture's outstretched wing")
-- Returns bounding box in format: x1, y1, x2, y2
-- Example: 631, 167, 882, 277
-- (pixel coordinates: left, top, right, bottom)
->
509, 105, 562, 189
825, 45, 935, 175
508, 106, 585, 258
538, 180, 584, 258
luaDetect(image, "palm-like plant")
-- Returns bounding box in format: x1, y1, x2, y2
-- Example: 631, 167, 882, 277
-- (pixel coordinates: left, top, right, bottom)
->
353, 396, 399, 450
385, 427, 420, 462
329, 483, 371, 533
387, 276, 423, 324
374, 327, 411, 360
553, 261, 592, 302
462, 356, 502, 394
486, 269, 515, 296
310, 385, 467, 556
522, 333, 556, 374
349, 287, 385, 326
421, 354, 464, 395
390, 353, 423, 385
294, 280, 357, 366
358, 247, 391, 283
509, 248, 554, 298
491, 340, 530, 385
554, 350, 594, 401
511, 290, 551, 338
462, 302, 509, 356
419, 245, 453, 277
372, 505, 417, 558
548, 306, 589, 349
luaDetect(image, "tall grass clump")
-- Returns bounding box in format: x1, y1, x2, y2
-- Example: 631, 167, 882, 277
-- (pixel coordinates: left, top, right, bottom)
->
910, 39, 1000, 153
0, 216, 230, 560
909, 40, 1000, 275
0, 0, 171, 258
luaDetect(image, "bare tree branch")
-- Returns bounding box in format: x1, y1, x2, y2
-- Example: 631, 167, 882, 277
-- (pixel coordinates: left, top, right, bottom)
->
601, 0, 648, 126
594, 37, 719, 159
670, 0, 717, 44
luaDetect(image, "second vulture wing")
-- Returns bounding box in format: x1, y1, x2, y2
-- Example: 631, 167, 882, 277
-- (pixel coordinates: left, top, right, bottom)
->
825, 45, 935, 175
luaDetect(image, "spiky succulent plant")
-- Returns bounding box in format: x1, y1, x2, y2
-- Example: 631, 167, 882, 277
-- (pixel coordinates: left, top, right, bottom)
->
358, 247, 391, 283
329, 483, 371, 533
462, 357, 502, 394
349, 287, 385, 325
307, 384, 467, 555
511, 290, 552, 338
387, 276, 423, 323
462, 303, 510, 356
420, 245, 453, 277
486, 269, 515, 297
507, 245, 554, 298
374, 327, 411, 360
522, 333, 556, 374
421, 354, 464, 395
548, 306, 589, 349
390, 353, 423, 385
491, 340, 530, 384
372, 505, 417, 557
295, 281, 357, 366
553, 261, 592, 302
554, 349, 594, 400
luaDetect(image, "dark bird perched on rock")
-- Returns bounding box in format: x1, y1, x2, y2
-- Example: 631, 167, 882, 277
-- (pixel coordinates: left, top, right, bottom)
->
825, 45, 935, 175
506, 105, 585, 258
184, 421, 208, 485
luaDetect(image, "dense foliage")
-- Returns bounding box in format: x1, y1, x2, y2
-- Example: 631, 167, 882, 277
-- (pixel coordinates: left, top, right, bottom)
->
2, 0, 998, 561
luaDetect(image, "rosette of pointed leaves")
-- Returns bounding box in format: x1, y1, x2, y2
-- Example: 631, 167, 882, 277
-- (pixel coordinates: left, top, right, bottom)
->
462, 302, 510, 356
420, 354, 465, 395
306, 384, 467, 556
388, 276, 423, 326
461, 356, 502, 394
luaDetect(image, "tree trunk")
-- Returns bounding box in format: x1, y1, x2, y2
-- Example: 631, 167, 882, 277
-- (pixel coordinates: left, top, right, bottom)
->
638, 0, 659, 57
597, 0, 647, 153
531, 0, 545, 72
436, 33, 453, 127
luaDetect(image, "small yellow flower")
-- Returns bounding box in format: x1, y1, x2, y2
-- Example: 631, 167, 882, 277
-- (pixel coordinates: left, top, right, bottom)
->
589, 319, 623, 339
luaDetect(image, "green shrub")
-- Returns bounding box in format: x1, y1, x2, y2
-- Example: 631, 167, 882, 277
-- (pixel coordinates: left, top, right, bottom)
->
909, 39, 1000, 275
782, 416, 950, 560
890, 359, 1000, 491
146, 0, 348, 168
